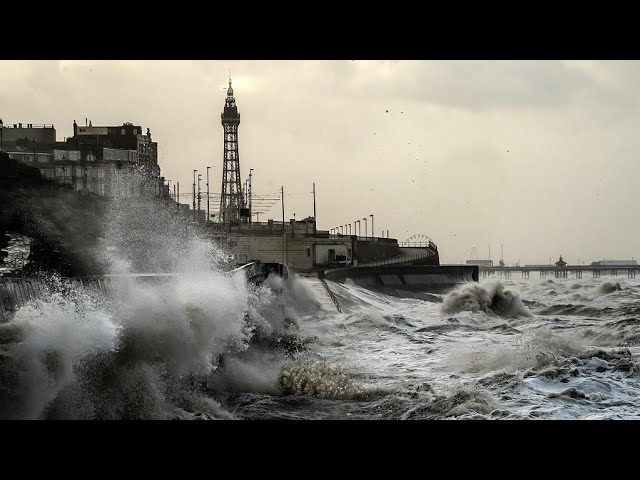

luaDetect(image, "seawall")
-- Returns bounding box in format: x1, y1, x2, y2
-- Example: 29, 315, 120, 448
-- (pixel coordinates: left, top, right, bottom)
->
323, 264, 478, 299
0, 277, 113, 322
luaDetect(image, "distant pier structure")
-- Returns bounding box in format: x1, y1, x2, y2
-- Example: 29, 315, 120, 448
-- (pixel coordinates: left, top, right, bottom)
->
219, 77, 244, 224
477, 255, 638, 279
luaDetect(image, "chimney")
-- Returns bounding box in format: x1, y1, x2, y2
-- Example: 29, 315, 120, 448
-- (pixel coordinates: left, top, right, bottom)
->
85, 118, 87, 126
73, 120, 77, 136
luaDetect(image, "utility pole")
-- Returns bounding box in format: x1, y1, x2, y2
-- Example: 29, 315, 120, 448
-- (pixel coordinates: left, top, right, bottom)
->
370, 214, 374, 240
281, 186, 286, 265
193, 170, 197, 222
177, 182, 180, 213
197, 174, 202, 221
0, 118, 3, 152
249, 168, 253, 224
313, 182, 317, 236
207, 166, 211, 224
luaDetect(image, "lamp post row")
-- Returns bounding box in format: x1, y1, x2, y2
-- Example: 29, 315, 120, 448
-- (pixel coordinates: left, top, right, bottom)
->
331, 215, 378, 239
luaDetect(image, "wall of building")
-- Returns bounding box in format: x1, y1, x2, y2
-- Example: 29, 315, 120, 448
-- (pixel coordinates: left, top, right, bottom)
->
218, 232, 353, 272
0, 125, 56, 145
314, 243, 351, 265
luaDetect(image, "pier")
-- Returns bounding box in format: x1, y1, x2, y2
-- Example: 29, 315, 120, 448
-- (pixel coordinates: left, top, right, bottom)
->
478, 265, 639, 279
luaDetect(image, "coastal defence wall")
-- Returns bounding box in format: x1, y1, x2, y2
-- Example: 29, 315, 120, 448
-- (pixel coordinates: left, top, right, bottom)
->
323, 264, 479, 299
0, 277, 113, 322
353, 239, 401, 264
0, 263, 278, 322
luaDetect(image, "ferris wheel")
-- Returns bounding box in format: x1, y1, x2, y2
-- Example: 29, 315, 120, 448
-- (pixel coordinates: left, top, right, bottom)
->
404, 234, 432, 243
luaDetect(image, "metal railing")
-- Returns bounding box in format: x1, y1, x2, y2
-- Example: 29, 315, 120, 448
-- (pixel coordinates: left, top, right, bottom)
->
320, 278, 342, 313
327, 234, 398, 244
398, 240, 438, 250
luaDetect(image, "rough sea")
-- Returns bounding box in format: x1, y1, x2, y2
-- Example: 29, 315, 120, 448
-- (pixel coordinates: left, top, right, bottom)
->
2, 245, 638, 419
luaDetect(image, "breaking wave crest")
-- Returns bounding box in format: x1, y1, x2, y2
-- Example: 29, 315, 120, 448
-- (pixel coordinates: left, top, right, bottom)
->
441, 280, 531, 318
279, 361, 362, 399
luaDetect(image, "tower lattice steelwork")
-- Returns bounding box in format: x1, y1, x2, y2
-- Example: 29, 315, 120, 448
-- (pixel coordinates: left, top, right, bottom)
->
219, 78, 243, 224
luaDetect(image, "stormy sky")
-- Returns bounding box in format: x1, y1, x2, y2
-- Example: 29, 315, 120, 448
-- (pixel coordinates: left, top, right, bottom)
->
1, 60, 639, 265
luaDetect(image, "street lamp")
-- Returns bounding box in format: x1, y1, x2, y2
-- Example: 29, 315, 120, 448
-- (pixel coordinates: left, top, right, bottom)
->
193, 170, 197, 222
197, 174, 202, 220
363, 217, 367, 238
207, 166, 211, 224
249, 168, 254, 224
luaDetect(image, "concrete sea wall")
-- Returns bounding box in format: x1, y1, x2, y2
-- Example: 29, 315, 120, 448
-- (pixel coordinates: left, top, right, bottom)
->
323, 264, 479, 298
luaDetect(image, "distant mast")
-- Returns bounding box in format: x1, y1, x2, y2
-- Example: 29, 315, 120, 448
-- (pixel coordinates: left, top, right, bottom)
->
219, 76, 243, 224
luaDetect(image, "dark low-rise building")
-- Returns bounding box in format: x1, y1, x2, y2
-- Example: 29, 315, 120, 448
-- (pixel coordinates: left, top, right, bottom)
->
591, 259, 637, 266
1, 120, 167, 199
466, 259, 493, 266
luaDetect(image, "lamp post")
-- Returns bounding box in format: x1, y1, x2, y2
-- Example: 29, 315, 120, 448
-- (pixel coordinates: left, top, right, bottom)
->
207, 166, 211, 224
197, 174, 202, 221
249, 168, 254, 224
370, 214, 374, 240
363, 217, 367, 238
193, 170, 197, 222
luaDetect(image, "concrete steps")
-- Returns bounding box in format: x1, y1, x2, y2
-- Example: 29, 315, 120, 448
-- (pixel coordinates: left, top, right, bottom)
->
301, 276, 339, 312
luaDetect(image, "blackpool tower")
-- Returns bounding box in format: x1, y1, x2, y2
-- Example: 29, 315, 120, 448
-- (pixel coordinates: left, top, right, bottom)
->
219, 77, 244, 224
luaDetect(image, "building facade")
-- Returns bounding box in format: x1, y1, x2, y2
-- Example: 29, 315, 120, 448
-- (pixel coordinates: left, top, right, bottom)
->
1, 120, 168, 199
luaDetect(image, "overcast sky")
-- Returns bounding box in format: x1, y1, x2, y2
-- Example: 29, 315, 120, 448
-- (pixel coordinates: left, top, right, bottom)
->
1, 60, 639, 264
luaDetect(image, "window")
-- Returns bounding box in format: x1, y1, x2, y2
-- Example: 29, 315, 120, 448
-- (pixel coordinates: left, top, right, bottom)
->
121, 129, 125, 135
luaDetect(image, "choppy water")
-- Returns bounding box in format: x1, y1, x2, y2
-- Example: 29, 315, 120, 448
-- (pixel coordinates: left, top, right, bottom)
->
3, 264, 638, 419
0, 232, 31, 276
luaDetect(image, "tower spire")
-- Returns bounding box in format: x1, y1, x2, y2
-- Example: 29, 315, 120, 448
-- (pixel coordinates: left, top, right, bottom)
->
219, 75, 243, 224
